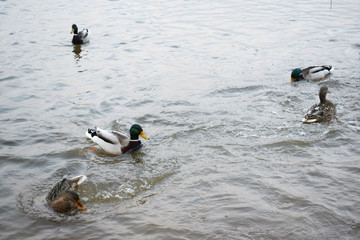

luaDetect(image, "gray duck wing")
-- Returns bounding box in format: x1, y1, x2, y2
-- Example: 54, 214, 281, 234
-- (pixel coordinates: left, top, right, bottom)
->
111, 131, 130, 146
305, 103, 325, 120
78, 29, 89, 39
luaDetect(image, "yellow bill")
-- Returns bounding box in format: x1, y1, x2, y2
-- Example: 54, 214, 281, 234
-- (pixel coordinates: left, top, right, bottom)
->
140, 131, 149, 140
75, 201, 86, 211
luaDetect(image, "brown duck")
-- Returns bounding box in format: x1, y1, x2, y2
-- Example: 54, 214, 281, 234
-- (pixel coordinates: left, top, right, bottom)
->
46, 175, 87, 213
302, 86, 336, 124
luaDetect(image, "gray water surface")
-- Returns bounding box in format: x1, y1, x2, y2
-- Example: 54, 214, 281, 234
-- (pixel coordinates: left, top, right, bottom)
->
1, 0, 359, 239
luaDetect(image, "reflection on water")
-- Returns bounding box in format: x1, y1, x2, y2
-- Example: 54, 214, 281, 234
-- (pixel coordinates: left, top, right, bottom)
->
72, 45, 82, 63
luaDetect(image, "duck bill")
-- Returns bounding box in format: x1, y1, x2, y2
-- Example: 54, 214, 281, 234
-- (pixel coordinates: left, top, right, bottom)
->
75, 201, 86, 210
290, 78, 295, 82
140, 131, 149, 140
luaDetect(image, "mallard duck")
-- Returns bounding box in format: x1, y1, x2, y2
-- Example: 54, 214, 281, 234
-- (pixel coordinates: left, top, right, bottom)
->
291, 65, 333, 82
86, 124, 149, 155
302, 86, 336, 124
46, 175, 87, 213
71, 24, 90, 44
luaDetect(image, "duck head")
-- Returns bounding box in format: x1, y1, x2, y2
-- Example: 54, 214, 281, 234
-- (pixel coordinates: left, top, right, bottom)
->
291, 68, 302, 82
50, 190, 86, 213
71, 24, 78, 34
130, 124, 148, 140
319, 86, 330, 103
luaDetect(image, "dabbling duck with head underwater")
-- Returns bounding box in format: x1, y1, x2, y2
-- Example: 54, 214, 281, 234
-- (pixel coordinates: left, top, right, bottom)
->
46, 175, 87, 213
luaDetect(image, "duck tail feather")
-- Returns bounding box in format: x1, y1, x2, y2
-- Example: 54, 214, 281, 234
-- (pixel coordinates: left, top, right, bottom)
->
323, 65, 333, 71
86, 127, 97, 138
70, 175, 87, 186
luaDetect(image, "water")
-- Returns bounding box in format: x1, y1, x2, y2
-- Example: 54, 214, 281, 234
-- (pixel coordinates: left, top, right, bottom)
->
1, 0, 360, 239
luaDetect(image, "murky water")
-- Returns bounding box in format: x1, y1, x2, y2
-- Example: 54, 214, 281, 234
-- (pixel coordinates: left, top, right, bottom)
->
1, 0, 359, 239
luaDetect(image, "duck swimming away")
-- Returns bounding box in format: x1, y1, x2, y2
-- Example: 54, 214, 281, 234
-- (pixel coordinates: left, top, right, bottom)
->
46, 175, 87, 213
291, 65, 333, 82
71, 24, 90, 44
302, 86, 336, 124
86, 124, 149, 155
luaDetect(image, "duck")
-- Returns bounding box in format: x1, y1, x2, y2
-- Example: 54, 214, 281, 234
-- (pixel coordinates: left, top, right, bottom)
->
291, 65, 333, 82
46, 175, 87, 213
71, 24, 90, 44
86, 124, 149, 155
302, 86, 336, 124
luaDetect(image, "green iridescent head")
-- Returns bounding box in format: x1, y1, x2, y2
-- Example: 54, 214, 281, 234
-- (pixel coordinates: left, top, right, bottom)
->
291, 68, 302, 82
130, 124, 148, 140
72, 24, 78, 34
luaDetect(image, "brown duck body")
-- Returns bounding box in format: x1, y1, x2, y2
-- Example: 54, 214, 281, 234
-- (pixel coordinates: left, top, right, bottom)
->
302, 86, 336, 123
46, 176, 86, 213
